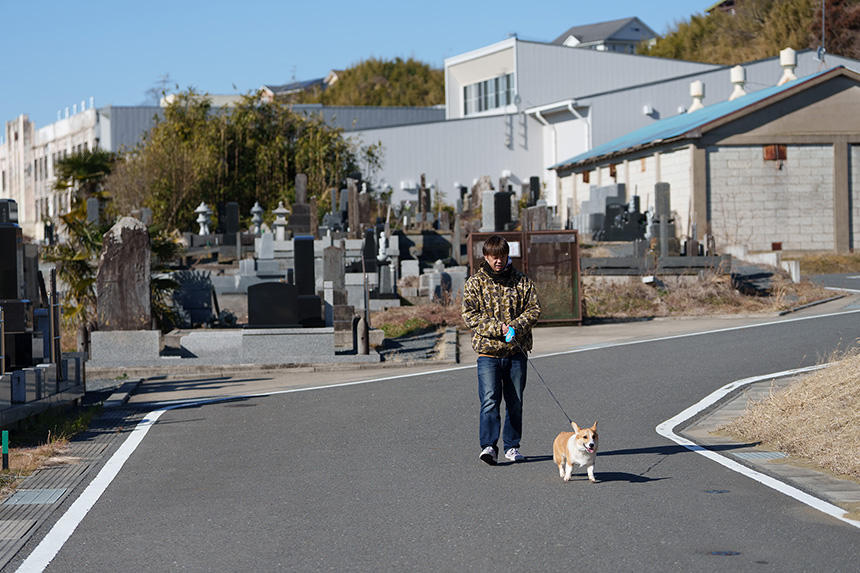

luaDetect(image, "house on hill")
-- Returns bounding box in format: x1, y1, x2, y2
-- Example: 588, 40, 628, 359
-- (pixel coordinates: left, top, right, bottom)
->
551, 66, 860, 253
551, 17, 657, 53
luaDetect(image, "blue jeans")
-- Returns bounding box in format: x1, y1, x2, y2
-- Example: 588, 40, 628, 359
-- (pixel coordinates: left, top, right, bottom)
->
477, 352, 527, 452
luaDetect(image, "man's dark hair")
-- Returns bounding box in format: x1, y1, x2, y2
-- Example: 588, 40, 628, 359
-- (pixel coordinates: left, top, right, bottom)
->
482, 235, 509, 257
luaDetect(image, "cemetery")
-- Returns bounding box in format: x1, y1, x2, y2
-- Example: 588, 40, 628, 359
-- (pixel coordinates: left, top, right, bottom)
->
0, 200, 86, 426
0, 155, 814, 418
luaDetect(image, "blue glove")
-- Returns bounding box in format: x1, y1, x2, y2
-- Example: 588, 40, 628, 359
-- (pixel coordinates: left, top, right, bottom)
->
505, 326, 515, 343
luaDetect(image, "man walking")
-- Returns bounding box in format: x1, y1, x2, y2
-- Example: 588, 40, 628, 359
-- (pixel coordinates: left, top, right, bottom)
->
461, 235, 541, 465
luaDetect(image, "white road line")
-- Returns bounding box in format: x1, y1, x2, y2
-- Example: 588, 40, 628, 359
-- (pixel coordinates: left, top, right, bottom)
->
825, 286, 860, 293
16, 409, 168, 573
17, 308, 860, 571
656, 366, 860, 529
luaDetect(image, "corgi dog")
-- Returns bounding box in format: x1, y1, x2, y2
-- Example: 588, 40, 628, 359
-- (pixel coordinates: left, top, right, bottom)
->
552, 421, 598, 482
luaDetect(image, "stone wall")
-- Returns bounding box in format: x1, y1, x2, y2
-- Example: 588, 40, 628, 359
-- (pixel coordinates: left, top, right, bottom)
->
708, 145, 834, 252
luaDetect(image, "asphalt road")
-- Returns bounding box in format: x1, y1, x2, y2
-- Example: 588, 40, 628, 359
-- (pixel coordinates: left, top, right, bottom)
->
24, 312, 860, 571
810, 272, 860, 292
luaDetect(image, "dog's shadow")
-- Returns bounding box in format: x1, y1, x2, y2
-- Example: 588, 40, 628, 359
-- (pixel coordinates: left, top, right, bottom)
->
513, 455, 668, 483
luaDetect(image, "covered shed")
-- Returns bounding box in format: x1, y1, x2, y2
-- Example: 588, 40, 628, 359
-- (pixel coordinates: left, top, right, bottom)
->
552, 66, 860, 253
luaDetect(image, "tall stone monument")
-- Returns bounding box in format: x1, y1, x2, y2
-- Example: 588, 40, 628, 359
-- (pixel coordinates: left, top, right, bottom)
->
96, 217, 151, 330
287, 173, 313, 236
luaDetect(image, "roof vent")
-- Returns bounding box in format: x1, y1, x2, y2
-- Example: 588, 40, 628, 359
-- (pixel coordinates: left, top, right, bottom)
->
778, 47, 797, 85
688, 80, 705, 113
728, 65, 747, 100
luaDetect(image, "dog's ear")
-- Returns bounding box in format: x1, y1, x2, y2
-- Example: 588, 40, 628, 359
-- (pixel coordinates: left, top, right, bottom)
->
571, 421, 580, 432
591, 420, 598, 430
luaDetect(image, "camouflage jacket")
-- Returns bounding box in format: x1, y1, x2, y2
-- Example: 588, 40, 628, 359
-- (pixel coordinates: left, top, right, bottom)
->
461, 261, 541, 357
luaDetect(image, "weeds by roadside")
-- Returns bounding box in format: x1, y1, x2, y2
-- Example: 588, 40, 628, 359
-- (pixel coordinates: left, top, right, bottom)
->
582, 272, 833, 319
719, 347, 860, 482
782, 253, 860, 276
0, 404, 102, 501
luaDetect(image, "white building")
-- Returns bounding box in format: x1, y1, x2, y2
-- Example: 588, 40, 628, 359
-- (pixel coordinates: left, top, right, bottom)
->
0, 103, 162, 240
0, 99, 441, 241
349, 23, 860, 222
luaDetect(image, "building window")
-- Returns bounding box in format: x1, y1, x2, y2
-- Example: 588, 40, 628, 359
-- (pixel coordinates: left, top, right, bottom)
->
763, 144, 787, 161
609, 163, 617, 179
463, 72, 514, 115
582, 170, 590, 184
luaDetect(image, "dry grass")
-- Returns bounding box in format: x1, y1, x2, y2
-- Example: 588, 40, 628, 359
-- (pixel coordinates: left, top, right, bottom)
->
0, 404, 101, 502
371, 300, 465, 339
720, 349, 860, 482
782, 253, 860, 275
583, 272, 834, 319
0, 439, 73, 500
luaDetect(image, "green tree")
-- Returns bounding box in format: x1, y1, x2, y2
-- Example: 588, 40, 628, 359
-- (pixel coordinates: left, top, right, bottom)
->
294, 57, 444, 107
44, 150, 116, 351
107, 89, 379, 231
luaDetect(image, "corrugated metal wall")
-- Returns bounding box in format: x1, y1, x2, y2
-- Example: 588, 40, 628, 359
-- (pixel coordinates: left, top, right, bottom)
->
352, 113, 546, 205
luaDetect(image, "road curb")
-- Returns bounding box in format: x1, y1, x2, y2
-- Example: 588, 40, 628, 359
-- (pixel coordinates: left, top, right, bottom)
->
103, 379, 143, 408
658, 367, 860, 528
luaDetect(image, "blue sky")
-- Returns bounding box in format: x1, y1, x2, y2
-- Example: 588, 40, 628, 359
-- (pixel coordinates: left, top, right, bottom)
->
2, 0, 716, 129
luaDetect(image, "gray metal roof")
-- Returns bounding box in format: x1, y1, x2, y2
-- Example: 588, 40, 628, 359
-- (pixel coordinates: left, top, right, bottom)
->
263, 78, 326, 94
552, 17, 656, 46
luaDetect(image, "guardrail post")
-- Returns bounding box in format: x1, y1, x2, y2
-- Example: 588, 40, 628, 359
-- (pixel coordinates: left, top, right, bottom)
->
50, 269, 63, 382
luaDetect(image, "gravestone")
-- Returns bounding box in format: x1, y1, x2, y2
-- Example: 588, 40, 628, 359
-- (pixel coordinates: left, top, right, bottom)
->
379, 264, 393, 294
347, 178, 359, 237
247, 282, 299, 327
494, 191, 513, 231
258, 232, 275, 259
357, 192, 371, 232
453, 213, 462, 264
363, 228, 378, 273
0, 210, 23, 300
294, 235, 315, 296
222, 201, 240, 246
294, 235, 323, 327
224, 202, 240, 234
529, 176, 540, 207
86, 197, 101, 226
339, 188, 349, 218
401, 259, 419, 278
322, 188, 343, 230
287, 174, 313, 236
323, 245, 346, 291
96, 217, 151, 330
171, 270, 215, 327
481, 191, 495, 232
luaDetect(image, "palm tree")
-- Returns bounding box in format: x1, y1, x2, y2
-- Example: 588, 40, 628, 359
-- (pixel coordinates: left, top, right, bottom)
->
43, 149, 116, 352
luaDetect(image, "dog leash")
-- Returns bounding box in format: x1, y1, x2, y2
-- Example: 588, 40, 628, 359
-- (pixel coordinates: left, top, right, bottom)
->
510, 337, 573, 425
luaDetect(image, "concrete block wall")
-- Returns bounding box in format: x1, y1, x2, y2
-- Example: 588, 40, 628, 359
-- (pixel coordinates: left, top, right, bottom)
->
852, 145, 860, 250
622, 155, 659, 206
708, 145, 834, 251
658, 147, 692, 236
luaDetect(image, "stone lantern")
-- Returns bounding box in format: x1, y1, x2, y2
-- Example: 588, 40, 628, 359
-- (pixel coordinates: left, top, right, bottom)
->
272, 201, 290, 241
250, 201, 264, 236
194, 202, 212, 235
